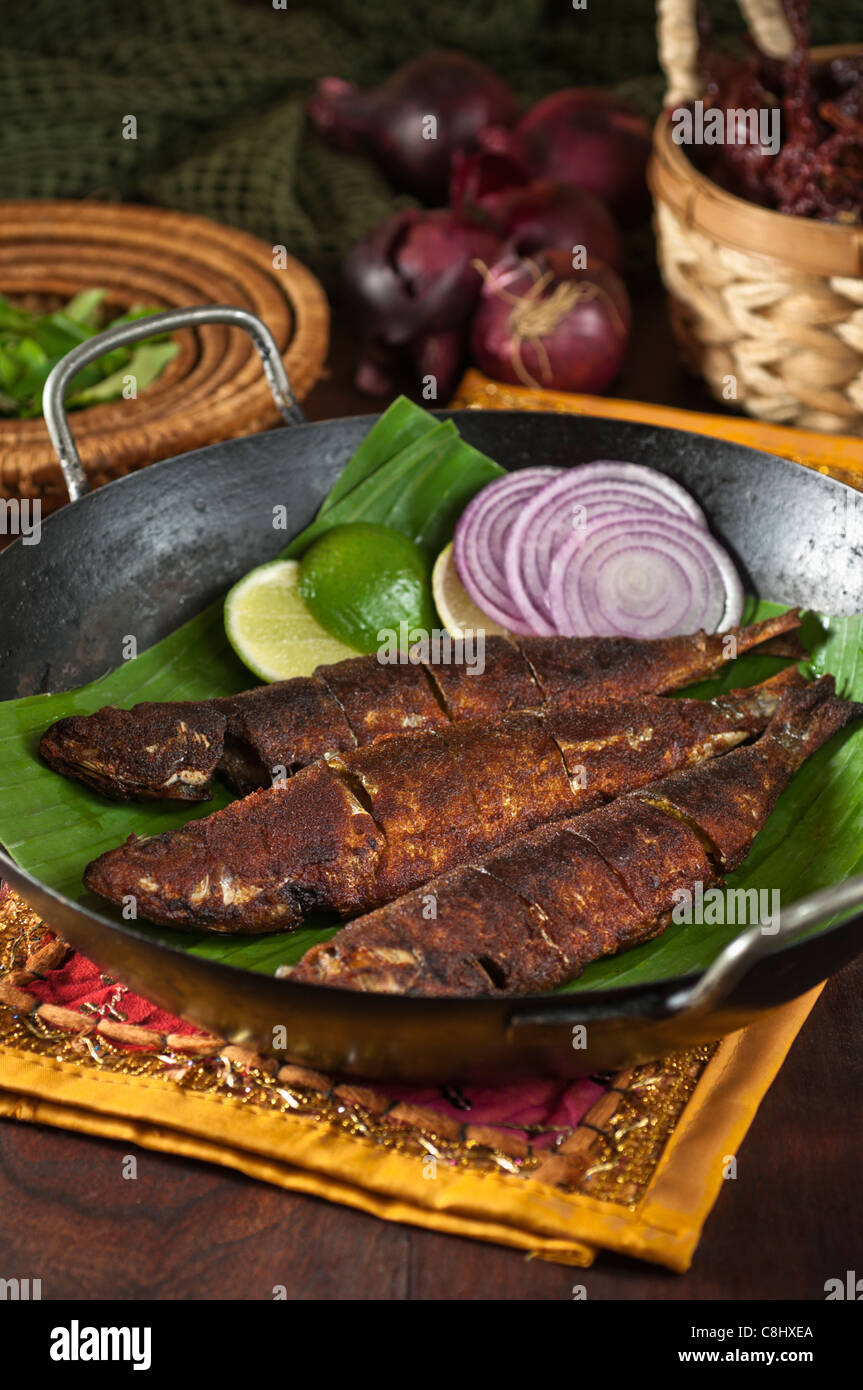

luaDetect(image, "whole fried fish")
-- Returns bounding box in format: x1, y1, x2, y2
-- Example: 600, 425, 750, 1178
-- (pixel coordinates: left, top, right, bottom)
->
290, 677, 862, 995
83, 669, 802, 933
43, 612, 803, 802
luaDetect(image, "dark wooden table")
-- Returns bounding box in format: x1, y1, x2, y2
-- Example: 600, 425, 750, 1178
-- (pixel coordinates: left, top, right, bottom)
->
2, 281, 860, 1301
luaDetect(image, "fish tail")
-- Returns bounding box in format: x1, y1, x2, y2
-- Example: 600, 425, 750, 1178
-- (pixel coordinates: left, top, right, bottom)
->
754, 629, 809, 661
635, 675, 862, 872
761, 675, 863, 771
718, 664, 808, 719
729, 608, 802, 655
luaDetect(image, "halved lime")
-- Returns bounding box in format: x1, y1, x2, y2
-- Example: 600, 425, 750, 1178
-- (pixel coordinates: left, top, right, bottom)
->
298, 523, 435, 655
431, 542, 509, 638
224, 559, 356, 682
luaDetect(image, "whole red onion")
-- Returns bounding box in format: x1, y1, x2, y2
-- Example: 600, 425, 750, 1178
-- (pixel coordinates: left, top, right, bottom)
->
449, 147, 531, 226
344, 208, 501, 397
308, 52, 519, 203
495, 181, 624, 271
481, 89, 653, 226
470, 248, 631, 395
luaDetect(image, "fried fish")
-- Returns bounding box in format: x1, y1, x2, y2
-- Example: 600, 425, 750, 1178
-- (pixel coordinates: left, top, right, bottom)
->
83, 669, 802, 933
290, 677, 862, 996
43, 612, 803, 802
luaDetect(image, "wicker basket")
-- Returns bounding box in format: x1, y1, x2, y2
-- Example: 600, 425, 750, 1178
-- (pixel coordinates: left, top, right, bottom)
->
0, 202, 330, 511
650, 1, 863, 434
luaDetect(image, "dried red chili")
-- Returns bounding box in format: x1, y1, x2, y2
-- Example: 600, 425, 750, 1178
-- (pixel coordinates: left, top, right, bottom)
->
686, 0, 862, 223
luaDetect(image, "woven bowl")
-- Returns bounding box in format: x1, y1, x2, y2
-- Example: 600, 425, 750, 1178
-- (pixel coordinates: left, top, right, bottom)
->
0, 201, 329, 511
648, 45, 863, 435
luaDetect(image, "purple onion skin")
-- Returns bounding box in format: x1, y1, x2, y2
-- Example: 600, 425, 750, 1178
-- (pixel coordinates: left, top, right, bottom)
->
355, 331, 466, 402
344, 208, 500, 344
344, 208, 500, 397
308, 53, 519, 203
410, 329, 466, 403
451, 154, 625, 274
449, 147, 532, 227
496, 180, 624, 272
470, 248, 632, 396
481, 89, 653, 227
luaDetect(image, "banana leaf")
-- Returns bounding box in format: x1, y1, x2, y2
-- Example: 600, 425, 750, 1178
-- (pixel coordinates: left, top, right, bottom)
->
0, 600, 860, 990
316, 396, 441, 515
283, 406, 504, 561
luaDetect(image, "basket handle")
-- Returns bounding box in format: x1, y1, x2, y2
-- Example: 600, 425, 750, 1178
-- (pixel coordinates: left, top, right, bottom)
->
657, 0, 795, 106
42, 304, 306, 504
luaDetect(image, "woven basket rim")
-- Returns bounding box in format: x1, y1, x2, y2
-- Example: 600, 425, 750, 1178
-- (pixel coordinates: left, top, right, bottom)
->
648, 43, 863, 280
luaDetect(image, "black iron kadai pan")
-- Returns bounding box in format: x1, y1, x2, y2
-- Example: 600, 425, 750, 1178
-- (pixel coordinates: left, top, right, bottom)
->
1, 306, 862, 1082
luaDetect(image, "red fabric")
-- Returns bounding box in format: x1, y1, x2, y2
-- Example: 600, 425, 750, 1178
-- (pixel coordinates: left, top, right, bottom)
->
2, 880, 603, 1137
378, 1078, 604, 1144
24, 939, 201, 1037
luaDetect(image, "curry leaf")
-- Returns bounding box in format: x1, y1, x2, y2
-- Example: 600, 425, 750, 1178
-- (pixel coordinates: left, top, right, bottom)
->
68, 340, 179, 406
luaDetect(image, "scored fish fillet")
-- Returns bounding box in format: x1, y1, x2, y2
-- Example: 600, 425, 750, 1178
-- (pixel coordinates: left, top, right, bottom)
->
83, 669, 803, 933
42, 612, 803, 802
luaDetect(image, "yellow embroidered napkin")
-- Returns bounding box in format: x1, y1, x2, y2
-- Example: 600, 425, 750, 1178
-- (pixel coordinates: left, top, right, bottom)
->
0, 887, 822, 1271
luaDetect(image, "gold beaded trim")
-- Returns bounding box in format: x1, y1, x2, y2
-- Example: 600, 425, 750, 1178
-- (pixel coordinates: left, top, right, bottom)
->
0, 887, 714, 1202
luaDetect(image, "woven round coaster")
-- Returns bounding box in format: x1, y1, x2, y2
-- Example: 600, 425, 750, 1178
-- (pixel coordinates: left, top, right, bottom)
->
0, 200, 329, 510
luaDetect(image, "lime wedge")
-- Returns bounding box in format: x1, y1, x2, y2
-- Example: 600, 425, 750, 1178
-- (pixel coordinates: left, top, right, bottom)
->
224, 559, 356, 682
431, 542, 509, 639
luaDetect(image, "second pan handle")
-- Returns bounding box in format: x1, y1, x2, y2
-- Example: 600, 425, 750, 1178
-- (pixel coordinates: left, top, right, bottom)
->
663, 871, 863, 1018
42, 304, 306, 503
508, 871, 863, 1039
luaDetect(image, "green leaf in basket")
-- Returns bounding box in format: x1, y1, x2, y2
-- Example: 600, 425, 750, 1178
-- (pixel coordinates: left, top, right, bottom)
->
0, 295, 38, 333
0, 597, 860, 992
28, 313, 93, 359
62, 288, 107, 327
68, 340, 179, 406
0, 290, 177, 418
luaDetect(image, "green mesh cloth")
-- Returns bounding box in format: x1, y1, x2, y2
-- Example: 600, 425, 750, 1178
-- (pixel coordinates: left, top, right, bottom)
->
2, 0, 855, 280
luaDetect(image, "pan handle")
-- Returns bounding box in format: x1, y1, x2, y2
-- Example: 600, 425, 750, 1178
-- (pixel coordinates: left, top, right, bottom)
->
42, 304, 306, 503
661, 871, 863, 1018
508, 871, 863, 1033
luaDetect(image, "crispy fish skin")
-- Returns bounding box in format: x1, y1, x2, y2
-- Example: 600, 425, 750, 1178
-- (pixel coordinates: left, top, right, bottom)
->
217, 676, 356, 791
328, 730, 488, 899
520, 624, 771, 703
441, 711, 575, 842
38, 702, 226, 802
317, 657, 449, 743
42, 610, 801, 802
292, 677, 863, 995
425, 636, 541, 719
542, 669, 802, 795
309, 867, 538, 996
83, 670, 800, 931
83, 761, 386, 933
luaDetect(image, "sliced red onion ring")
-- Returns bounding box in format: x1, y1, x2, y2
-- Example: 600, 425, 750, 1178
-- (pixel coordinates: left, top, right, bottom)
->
453, 466, 563, 631
504, 470, 701, 634
559, 461, 708, 525
547, 512, 744, 639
